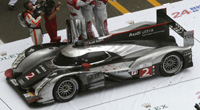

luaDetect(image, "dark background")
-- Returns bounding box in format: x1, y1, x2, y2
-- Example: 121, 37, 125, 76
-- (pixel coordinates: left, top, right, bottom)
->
0, 0, 180, 43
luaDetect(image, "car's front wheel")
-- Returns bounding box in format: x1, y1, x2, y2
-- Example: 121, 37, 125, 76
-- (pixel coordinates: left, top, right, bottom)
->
53, 77, 79, 102
160, 53, 183, 76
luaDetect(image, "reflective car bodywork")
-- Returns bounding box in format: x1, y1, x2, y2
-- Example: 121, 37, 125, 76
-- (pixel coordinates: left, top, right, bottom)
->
5, 9, 194, 105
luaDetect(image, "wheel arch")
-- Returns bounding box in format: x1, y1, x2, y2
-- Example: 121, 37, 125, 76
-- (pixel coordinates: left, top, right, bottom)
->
58, 75, 84, 93
52, 75, 79, 102
159, 51, 184, 76
129, 46, 189, 73
162, 51, 185, 68
37, 72, 82, 103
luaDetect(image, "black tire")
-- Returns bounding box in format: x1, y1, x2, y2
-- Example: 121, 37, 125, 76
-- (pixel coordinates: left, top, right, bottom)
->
53, 77, 79, 102
160, 53, 183, 76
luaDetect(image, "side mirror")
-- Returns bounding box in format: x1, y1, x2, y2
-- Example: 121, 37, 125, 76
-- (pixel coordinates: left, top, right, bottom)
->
82, 63, 91, 71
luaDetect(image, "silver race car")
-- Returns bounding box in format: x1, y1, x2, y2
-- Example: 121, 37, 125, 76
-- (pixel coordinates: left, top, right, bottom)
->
5, 9, 194, 105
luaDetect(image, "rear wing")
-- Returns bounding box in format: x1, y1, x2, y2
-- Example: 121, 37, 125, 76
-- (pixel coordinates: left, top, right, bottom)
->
66, 9, 194, 47
157, 9, 194, 47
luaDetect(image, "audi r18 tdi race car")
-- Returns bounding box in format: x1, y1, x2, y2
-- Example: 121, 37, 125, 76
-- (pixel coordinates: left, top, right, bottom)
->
5, 9, 194, 105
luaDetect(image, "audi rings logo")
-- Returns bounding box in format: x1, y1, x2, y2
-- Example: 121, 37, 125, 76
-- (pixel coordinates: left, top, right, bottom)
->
0, 52, 19, 62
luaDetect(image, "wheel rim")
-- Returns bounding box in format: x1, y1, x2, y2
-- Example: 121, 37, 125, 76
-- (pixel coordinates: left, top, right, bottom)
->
57, 79, 77, 100
163, 55, 182, 74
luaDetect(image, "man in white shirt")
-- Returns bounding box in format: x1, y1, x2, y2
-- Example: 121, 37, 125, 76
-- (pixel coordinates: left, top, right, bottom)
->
66, 0, 91, 40
23, 0, 44, 45
82, 0, 95, 39
94, 0, 116, 36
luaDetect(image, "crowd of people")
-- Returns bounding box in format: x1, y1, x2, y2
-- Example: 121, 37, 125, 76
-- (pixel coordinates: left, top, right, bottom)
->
9, 0, 116, 45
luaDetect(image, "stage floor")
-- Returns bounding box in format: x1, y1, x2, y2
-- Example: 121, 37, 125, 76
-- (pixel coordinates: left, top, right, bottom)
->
0, 0, 200, 109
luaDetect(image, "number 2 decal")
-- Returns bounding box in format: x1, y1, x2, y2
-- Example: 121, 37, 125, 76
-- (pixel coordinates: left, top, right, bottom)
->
25, 72, 36, 80
139, 67, 153, 78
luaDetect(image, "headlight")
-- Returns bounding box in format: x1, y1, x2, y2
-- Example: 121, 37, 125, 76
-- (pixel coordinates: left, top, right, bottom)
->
35, 78, 52, 96
12, 51, 25, 69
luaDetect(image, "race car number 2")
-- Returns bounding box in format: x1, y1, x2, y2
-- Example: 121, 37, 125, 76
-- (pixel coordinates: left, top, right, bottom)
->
25, 72, 36, 80
139, 67, 153, 78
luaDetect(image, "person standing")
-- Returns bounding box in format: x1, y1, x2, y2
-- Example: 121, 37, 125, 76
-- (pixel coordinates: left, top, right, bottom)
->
94, 0, 115, 36
44, 0, 61, 43
8, 0, 37, 10
66, 0, 91, 40
23, 0, 44, 45
82, 0, 95, 39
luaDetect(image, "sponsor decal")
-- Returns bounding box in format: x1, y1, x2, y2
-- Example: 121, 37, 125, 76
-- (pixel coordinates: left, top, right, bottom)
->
142, 103, 168, 110
129, 29, 165, 37
169, 23, 185, 34
18, 79, 25, 85
88, 73, 102, 79
183, 49, 193, 63
102, 64, 129, 74
183, 50, 192, 57
142, 29, 154, 35
139, 67, 153, 78
114, 70, 128, 73
23, 93, 31, 98
0, 52, 19, 62
35, 69, 41, 74
28, 49, 34, 53
28, 92, 34, 96
194, 91, 200, 110
130, 70, 138, 76
35, 65, 47, 74
39, 65, 47, 72
184, 31, 194, 47
10, 79, 19, 86
25, 72, 36, 80
171, 4, 200, 18
129, 31, 141, 37
0, 51, 7, 56
86, 39, 103, 45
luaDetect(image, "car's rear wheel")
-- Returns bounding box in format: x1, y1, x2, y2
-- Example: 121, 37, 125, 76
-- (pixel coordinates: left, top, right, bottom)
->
53, 77, 79, 102
160, 53, 183, 76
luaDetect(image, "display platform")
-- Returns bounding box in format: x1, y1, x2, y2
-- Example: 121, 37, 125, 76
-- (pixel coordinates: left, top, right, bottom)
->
1, 0, 200, 109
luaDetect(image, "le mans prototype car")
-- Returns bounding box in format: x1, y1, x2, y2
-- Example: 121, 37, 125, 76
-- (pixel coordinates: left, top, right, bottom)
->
5, 9, 194, 105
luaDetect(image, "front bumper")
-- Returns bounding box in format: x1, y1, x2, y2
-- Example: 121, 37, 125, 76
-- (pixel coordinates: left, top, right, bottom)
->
5, 69, 48, 105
